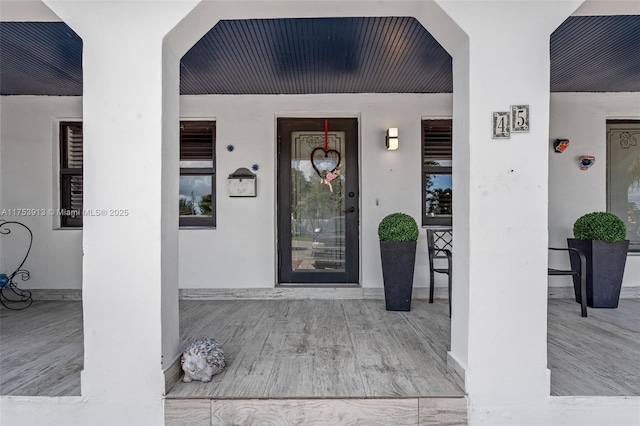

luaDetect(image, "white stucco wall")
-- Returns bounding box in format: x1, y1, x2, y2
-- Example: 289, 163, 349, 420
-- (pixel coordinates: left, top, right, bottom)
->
549, 92, 640, 288
179, 93, 452, 289
0, 96, 83, 288
1, 92, 638, 291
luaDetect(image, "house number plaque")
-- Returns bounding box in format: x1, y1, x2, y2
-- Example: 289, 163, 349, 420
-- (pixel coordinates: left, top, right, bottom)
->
511, 105, 530, 132
492, 112, 510, 139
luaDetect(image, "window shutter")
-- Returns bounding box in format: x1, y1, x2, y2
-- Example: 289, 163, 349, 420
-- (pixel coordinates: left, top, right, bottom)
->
180, 122, 215, 160
64, 124, 83, 168
69, 176, 83, 212
422, 119, 452, 169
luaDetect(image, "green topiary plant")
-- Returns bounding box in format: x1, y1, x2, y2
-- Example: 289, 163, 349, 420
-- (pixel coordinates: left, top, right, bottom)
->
378, 213, 419, 242
573, 212, 627, 243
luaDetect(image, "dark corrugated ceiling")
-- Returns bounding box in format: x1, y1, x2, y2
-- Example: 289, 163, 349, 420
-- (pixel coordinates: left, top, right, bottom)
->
0, 15, 638, 96
180, 17, 452, 94
551, 15, 640, 92
0, 21, 82, 95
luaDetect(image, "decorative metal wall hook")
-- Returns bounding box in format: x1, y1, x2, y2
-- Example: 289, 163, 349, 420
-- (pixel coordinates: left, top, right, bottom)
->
0, 220, 33, 310
578, 155, 595, 170
553, 138, 569, 153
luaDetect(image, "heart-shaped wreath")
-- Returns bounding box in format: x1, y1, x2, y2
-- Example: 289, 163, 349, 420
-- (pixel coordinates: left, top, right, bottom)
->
310, 147, 341, 178
310, 120, 342, 192
310, 147, 341, 192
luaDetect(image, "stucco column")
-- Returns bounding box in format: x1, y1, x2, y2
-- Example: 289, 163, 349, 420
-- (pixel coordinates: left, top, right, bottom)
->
42, 1, 198, 423
435, 0, 583, 404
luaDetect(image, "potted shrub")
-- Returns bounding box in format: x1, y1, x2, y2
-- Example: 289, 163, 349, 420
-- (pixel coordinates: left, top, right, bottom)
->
567, 212, 629, 308
378, 212, 419, 311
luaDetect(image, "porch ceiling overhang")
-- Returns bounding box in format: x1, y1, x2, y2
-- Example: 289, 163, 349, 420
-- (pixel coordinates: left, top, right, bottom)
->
0, 15, 638, 96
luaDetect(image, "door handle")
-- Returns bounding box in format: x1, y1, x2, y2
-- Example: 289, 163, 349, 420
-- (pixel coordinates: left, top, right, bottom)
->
346, 206, 355, 213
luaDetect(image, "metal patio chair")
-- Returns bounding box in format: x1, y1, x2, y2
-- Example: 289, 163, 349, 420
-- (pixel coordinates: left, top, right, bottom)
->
426, 227, 452, 317
548, 247, 587, 317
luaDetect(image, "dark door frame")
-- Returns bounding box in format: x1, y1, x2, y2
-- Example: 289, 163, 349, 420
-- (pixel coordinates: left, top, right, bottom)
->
277, 117, 359, 284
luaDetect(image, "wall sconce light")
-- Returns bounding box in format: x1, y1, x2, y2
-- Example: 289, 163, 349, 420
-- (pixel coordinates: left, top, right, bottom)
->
386, 128, 399, 150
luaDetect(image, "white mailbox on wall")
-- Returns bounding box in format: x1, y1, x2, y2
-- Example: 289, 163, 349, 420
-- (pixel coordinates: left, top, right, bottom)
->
228, 167, 257, 197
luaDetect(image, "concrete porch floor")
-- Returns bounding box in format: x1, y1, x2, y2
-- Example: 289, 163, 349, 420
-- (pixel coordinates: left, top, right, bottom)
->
169, 299, 462, 398
1, 298, 638, 399
167, 298, 466, 425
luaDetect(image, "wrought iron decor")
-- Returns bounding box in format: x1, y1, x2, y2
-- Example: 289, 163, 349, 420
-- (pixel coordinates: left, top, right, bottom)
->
0, 221, 33, 310
619, 131, 638, 149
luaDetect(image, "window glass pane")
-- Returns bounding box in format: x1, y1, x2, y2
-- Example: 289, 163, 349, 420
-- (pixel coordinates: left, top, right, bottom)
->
607, 121, 640, 251
426, 159, 452, 167
180, 160, 214, 168
608, 122, 640, 249
425, 173, 452, 217
179, 175, 212, 217
290, 130, 346, 272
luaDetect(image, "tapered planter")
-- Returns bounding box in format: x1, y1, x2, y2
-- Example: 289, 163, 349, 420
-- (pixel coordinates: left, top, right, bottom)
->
380, 241, 417, 311
567, 238, 629, 308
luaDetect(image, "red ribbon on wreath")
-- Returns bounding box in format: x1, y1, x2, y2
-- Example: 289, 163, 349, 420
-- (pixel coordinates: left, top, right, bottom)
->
324, 119, 328, 150
310, 119, 341, 192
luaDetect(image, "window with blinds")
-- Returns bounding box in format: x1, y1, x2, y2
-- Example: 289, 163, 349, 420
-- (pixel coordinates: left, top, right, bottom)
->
59, 121, 216, 228
60, 122, 83, 227
422, 119, 452, 226
179, 121, 216, 227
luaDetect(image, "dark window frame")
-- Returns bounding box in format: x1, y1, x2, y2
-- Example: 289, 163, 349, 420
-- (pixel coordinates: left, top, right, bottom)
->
60, 121, 83, 228
606, 119, 640, 252
59, 121, 217, 229
422, 119, 453, 227
179, 121, 216, 228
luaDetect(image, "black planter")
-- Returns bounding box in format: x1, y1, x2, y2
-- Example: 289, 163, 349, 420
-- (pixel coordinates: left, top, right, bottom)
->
567, 238, 629, 308
380, 241, 417, 311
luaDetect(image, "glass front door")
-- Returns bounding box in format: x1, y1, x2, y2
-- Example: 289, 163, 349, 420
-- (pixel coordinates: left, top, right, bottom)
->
277, 118, 359, 284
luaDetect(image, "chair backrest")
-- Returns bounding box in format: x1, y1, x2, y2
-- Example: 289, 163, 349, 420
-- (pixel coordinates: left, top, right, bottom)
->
426, 228, 452, 264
